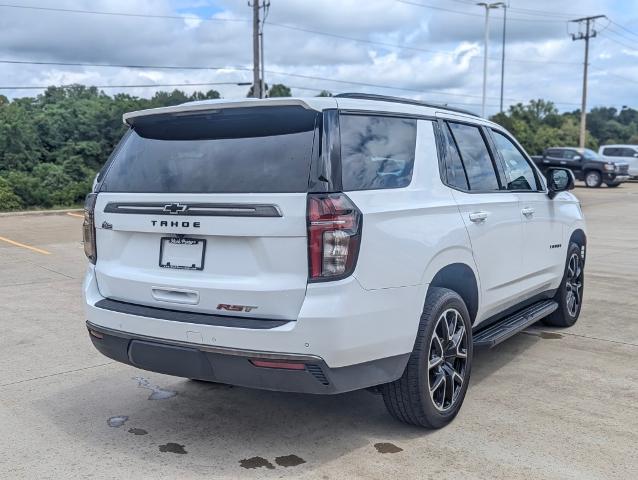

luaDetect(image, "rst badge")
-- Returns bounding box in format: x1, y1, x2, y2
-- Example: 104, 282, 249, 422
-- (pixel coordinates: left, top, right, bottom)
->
217, 304, 258, 313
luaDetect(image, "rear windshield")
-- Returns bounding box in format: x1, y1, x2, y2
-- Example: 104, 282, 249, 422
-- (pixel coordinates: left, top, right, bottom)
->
100, 106, 318, 193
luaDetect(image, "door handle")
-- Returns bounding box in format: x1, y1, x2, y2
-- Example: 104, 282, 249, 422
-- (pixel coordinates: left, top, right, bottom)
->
521, 207, 535, 217
469, 211, 489, 223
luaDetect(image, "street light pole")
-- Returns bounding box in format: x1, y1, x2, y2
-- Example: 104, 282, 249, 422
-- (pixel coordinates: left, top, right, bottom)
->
477, 2, 504, 118
499, 3, 507, 113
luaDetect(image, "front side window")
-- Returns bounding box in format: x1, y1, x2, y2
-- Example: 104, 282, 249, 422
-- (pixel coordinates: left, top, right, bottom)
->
448, 122, 500, 191
340, 114, 417, 191
491, 130, 538, 191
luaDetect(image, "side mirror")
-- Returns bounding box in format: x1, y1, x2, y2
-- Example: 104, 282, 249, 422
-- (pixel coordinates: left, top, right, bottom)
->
633, 153, 638, 158
547, 168, 575, 199
572, 155, 582, 160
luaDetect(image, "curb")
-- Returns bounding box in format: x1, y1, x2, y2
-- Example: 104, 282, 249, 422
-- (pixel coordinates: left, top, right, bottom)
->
0, 208, 83, 218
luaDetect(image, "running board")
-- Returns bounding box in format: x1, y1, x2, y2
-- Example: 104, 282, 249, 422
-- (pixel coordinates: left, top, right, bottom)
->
473, 300, 558, 349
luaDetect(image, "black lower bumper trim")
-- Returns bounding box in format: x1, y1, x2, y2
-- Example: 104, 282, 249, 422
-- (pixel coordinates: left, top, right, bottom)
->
87, 322, 409, 395
94, 298, 289, 329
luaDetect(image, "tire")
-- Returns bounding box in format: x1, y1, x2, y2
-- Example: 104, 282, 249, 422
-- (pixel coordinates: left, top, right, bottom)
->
585, 170, 602, 188
381, 287, 472, 429
605, 182, 621, 188
543, 242, 584, 328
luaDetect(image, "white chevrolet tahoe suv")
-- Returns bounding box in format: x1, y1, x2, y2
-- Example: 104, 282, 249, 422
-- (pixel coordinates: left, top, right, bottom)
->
83, 93, 586, 428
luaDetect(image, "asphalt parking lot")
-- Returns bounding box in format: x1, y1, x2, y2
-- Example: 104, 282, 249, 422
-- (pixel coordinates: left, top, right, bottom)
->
1, 185, 637, 480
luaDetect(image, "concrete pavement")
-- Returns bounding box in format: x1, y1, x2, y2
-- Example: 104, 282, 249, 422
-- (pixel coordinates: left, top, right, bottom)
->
1, 187, 637, 479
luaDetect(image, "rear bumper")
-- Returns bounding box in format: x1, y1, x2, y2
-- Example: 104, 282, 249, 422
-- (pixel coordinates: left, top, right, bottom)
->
84, 265, 427, 370
87, 321, 409, 394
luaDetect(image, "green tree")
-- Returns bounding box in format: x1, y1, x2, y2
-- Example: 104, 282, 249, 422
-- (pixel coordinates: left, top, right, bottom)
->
268, 84, 292, 97
0, 177, 22, 211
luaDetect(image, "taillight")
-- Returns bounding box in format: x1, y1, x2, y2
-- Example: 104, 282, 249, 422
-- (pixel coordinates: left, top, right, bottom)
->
307, 193, 362, 282
83, 193, 98, 264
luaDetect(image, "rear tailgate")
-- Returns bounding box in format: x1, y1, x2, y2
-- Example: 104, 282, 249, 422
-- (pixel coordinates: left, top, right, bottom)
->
93, 104, 320, 321
93, 193, 308, 320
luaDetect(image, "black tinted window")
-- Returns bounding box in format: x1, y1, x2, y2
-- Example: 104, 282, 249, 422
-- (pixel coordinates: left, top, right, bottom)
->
101, 106, 318, 193
448, 122, 499, 191
492, 131, 538, 191
546, 149, 561, 158
442, 124, 468, 190
340, 114, 417, 191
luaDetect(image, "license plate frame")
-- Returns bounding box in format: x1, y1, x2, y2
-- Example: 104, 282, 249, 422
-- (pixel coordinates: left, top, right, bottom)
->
159, 237, 206, 271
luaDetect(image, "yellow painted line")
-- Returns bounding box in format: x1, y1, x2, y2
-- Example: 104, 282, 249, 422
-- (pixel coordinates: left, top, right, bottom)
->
0, 235, 51, 255
66, 212, 84, 219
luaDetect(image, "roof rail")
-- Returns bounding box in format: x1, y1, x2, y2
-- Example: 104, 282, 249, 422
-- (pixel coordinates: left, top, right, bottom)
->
334, 93, 480, 117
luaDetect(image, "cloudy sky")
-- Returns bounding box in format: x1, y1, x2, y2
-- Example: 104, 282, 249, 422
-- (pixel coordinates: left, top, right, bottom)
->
0, 0, 636, 115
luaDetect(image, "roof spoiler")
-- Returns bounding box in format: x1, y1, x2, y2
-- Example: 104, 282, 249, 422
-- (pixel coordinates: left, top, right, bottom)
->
123, 98, 315, 126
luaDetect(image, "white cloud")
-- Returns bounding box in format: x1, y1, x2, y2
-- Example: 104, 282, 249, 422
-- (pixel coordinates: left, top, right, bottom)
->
0, 0, 636, 115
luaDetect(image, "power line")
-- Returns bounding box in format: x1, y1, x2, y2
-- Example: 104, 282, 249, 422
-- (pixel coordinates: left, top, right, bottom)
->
0, 59, 513, 101
608, 20, 638, 40
604, 26, 638, 46
449, 0, 582, 19
395, 0, 567, 23
0, 81, 252, 91
0, 2, 579, 66
265, 20, 579, 65
0, 81, 502, 108
599, 32, 638, 51
0, 58, 582, 106
0, 3, 248, 23
591, 69, 638, 85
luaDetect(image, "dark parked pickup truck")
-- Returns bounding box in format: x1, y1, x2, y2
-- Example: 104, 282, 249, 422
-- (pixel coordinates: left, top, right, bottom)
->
531, 147, 629, 188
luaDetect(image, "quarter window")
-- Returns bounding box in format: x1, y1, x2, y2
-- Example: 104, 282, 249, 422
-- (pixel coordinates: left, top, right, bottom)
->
448, 122, 500, 191
340, 114, 417, 191
442, 123, 468, 190
491, 130, 538, 191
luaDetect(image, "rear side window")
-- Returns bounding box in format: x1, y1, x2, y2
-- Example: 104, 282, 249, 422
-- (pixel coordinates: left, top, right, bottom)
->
546, 149, 561, 158
339, 114, 417, 191
101, 106, 318, 193
448, 122, 500, 191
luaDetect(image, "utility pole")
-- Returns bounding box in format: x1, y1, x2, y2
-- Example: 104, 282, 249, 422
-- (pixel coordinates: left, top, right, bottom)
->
570, 15, 605, 148
259, 1, 270, 98
499, 3, 507, 113
250, 0, 262, 99
477, 2, 504, 118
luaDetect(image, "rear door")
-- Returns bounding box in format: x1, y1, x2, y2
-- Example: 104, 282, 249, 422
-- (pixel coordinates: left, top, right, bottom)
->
442, 120, 525, 319
93, 105, 320, 320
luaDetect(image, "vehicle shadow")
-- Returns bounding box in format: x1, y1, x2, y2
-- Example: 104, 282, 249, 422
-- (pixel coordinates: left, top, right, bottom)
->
34, 332, 540, 473
34, 367, 431, 472
470, 330, 539, 386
